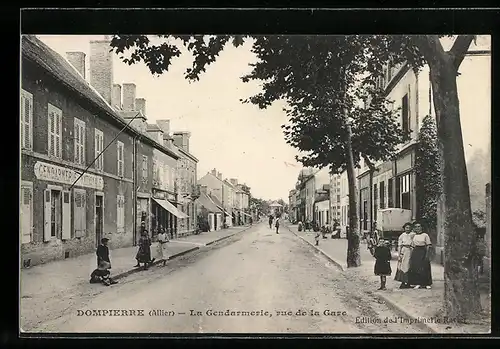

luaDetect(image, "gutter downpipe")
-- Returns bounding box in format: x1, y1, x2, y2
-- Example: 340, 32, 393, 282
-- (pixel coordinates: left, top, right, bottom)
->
133, 133, 139, 246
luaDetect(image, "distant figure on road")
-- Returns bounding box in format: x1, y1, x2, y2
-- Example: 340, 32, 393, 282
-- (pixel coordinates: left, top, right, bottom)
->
275, 216, 280, 234
156, 226, 169, 267
96, 237, 110, 268
374, 239, 392, 290
269, 215, 274, 229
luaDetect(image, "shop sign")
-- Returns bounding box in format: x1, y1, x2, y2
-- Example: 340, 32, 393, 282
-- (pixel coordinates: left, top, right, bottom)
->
34, 161, 104, 190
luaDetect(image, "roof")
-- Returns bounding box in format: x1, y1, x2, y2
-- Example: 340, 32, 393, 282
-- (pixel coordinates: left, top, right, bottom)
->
147, 124, 162, 131
196, 193, 221, 213
22, 35, 179, 160
269, 202, 283, 207
208, 194, 223, 207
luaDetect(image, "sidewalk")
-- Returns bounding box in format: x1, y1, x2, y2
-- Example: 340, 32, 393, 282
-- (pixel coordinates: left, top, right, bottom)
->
286, 224, 490, 334
21, 224, 252, 330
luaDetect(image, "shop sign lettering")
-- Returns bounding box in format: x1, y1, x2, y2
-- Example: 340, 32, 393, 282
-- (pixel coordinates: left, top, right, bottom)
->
34, 161, 104, 190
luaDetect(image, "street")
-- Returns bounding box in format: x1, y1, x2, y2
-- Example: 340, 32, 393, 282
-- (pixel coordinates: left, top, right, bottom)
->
30, 222, 428, 334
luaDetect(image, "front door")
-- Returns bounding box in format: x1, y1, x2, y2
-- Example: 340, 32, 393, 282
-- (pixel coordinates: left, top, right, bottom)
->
95, 195, 103, 247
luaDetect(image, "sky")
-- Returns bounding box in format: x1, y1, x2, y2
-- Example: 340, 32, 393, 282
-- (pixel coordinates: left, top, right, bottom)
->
36, 35, 303, 202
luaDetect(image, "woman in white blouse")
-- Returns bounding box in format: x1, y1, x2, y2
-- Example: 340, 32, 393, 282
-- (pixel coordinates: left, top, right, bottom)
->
394, 222, 415, 289
408, 221, 433, 289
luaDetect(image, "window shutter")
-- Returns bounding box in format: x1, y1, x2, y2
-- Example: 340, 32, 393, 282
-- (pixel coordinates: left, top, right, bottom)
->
56, 112, 61, 158
81, 125, 85, 165
62, 191, 71, 240
21, 187, 32, 243
81, 192, 87, 235
74, 123, 80, 163
43, 189, 52, 242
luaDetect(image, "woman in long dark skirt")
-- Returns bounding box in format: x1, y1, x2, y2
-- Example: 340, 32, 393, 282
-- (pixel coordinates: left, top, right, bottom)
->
374, 239, 392, 290
408, 221, 433, 289
135, 230, 155, 270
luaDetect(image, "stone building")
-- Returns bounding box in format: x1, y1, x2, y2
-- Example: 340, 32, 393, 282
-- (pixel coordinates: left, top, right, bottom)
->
20, 35, 180, 267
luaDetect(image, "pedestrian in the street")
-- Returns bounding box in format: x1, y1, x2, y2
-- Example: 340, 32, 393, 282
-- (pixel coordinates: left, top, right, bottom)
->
275, 216, 280, 234
475, 228, 487, 275
374, 239, 392, 290
408, 221, 433, 289
314, 228, 321, 246
89, 260, 117, 286
156, 226, 169, 267
394, 222, 415, 289
269, 215, 274, 229
96, 237, 110, 268
297, 220, 303, 232
135, 225, 155, 270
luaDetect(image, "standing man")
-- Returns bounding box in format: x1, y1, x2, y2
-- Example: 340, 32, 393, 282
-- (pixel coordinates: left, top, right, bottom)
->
269, 214, 274, 229
275, 216, 280, 234
97, 237, 110, 267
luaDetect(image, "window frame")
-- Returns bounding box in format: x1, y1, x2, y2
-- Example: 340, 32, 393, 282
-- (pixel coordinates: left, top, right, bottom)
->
21, 183, 33, 243
94, 128, 104, 171
21, 89, 33, 150
74, 118, 86, 165
48, 103, 63, 158
117, 140, 124, 178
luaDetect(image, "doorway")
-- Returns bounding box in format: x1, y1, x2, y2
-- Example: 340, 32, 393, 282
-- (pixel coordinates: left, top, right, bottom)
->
95, 194, 103, 247
50, 189, 62, 239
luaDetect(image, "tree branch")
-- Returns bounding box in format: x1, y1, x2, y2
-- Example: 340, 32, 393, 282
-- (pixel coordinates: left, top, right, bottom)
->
410, 35, 446, 67
362, 154, 376, 173
449, 35, 475, 70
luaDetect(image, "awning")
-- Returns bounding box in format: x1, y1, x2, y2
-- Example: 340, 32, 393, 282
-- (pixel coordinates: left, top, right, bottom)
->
152, 198, 189, 219
241, 211, 252, 218
197, 194, 221, 213
215, 205, 233, 218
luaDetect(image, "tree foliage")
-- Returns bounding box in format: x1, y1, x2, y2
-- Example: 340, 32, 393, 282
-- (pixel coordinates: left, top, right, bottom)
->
415, 115, 442, 242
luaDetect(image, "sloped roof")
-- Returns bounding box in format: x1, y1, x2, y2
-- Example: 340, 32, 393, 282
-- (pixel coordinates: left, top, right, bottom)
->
196, 193, 221, 213
21, 35, 179, 160
147, 123, 162, 131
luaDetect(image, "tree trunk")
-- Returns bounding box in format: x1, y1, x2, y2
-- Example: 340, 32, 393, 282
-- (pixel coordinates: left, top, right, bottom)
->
346, 122, 361, 267
429, 56, 481, 320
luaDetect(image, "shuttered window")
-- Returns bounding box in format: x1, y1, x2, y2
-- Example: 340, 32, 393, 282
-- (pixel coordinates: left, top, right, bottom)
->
21, 90, 33, 150
21, 185, 33, 243
94, 129, 104, 171
142, 155, 148, 183
117, 141, 124, 177
73, 190, 87, 238
48, 104, 62, 158
74, 118, 86, 165
117, 195, 125, 232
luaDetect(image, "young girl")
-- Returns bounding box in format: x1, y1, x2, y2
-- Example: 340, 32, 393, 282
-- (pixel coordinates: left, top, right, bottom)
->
374, 239, 392, 290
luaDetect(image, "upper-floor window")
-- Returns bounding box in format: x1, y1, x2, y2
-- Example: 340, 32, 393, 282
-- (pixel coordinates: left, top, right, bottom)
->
21, 90, 33, 150
117, 141, 124, 177
94, 129, 104, 171
74, 118, 86, 165
401, 93, 410, 134
142, 155, 148, 182
48, 104, 62, 158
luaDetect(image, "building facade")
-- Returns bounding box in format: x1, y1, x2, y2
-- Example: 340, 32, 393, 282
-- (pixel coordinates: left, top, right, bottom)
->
355, 36, 491, 262
329, 174, 341, 225
198, 169, 234, 227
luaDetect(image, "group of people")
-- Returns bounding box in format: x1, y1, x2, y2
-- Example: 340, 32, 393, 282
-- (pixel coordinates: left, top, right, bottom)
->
134, 221, 170, 269
373, 221, 433, 291
268, 214, 281, 234
89, 221, 171, 286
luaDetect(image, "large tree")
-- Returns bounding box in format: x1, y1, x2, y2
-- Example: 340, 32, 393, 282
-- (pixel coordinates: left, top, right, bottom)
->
110, 34, 481, 320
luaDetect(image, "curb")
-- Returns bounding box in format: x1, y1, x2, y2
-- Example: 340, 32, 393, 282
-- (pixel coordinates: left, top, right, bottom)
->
285, 224, 438, 334
372, 293, 438, 333
285, 225, 344, 271
112, 225, 253, 281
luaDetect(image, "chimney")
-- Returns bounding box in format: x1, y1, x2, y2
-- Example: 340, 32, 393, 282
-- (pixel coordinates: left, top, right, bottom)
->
112, 84, 122, 110
89, 39, 113, 104
217, 172, 222, 180
230, 178, 238, 186
157, 119, 170, 135
200, 185, 208, 195
136, 98, 146, 117
66, 52, 86, 79
173, 131, 191, 153
211, 169, 217, 177
122, 83, 136, 111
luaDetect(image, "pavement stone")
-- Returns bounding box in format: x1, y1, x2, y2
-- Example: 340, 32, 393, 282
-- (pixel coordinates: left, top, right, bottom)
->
285, 223, 490, 334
